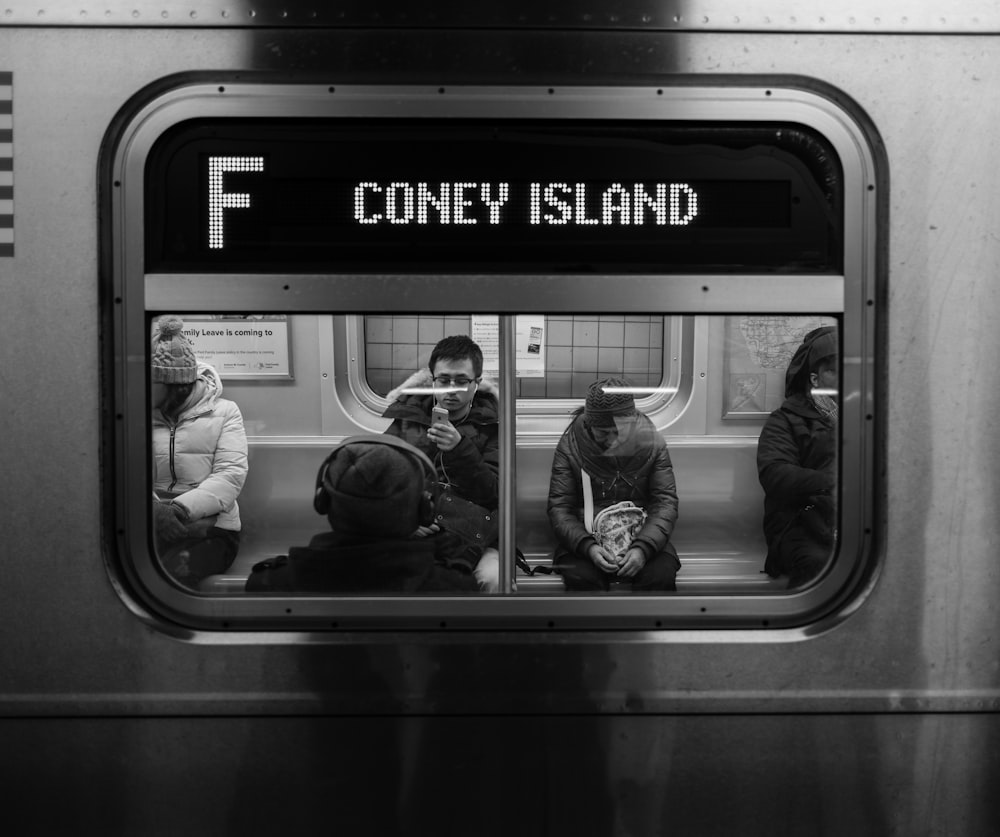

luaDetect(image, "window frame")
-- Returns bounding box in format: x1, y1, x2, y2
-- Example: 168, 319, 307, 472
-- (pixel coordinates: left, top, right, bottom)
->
105, 78, 880, 632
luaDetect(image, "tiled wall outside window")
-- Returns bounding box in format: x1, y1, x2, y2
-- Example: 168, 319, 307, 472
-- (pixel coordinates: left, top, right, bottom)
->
365, 315, 665, 399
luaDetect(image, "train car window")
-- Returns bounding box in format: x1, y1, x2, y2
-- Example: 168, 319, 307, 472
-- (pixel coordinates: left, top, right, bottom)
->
146, 311, 505, 598
364, 314, 666, 399
512, 313, 839, 594
106, 83, 878, 630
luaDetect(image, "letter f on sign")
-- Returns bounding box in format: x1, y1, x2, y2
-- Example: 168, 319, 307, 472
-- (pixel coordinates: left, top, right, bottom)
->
208, 157, 265, 249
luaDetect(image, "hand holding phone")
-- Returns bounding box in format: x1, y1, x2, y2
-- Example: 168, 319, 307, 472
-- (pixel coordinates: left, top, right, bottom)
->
431, 405, 450, 427
430, 405, 459, 451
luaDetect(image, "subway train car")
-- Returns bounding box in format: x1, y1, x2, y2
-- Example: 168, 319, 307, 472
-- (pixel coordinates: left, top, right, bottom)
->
2, 2, 999, 834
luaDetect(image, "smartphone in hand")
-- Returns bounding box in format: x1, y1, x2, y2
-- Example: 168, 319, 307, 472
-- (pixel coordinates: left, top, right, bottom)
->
431, 405, 450, 427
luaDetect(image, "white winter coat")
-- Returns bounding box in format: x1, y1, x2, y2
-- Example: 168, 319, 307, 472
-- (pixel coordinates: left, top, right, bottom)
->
152, 363, 248, 531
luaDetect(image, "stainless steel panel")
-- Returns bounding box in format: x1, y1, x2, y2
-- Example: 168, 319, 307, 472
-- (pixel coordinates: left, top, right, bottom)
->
0, 13, 994, 752
145, 273, 847, 314
2, 1, 1000, 34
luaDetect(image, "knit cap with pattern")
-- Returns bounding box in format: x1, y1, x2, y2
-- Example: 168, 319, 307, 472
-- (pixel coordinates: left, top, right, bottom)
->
584, 378, 636, 427
151, 317, 199, 384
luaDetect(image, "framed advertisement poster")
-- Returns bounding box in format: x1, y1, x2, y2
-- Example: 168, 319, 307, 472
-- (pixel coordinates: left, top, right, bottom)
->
722, 315, 836, 420
181, 315, 292, 379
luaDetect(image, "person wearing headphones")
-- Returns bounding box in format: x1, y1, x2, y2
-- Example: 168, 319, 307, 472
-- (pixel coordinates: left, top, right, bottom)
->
245, 436, 480, 593
381, 335, 500, 592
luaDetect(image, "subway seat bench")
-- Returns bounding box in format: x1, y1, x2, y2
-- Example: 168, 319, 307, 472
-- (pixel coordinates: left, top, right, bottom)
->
201, 436, 786, 594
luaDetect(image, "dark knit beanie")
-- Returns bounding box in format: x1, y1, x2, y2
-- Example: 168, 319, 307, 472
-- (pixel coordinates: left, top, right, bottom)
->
151, 317, 199, 384
584, 378, 636, 427
807, 328, 838, 372
324, 443, 423, 537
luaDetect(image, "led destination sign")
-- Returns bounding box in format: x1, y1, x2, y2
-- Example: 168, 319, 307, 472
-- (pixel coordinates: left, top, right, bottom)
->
352, 180, 699, 228
210, 164, 705, 246
146, 120, 841, 272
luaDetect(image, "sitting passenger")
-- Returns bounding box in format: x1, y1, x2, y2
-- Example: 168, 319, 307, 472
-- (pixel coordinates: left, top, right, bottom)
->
150, 316, 248, 590
757, 326, 838, 587
382, 335, 500, 592
245, 436, 480, 593
547, 378, 681, 592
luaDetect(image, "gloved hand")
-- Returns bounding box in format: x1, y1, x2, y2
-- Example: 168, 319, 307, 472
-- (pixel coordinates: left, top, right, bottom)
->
154, 501, 189, 543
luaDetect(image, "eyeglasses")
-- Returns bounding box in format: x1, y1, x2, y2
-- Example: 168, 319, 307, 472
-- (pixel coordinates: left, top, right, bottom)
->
432, 375, 478, 389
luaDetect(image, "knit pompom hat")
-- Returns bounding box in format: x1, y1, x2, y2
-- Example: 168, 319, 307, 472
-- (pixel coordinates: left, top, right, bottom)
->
151, 317, 199, 384
584, 378, 636, 427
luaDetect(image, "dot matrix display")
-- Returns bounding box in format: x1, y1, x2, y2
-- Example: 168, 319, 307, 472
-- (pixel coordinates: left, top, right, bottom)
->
146, 120, 840, 272
207, 156, 265, 249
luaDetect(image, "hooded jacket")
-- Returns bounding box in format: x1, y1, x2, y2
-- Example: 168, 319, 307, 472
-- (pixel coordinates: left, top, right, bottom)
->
382, 368, 499, 509
547, 411, 679, 562
756, 327, 837, 572
152, 363, 248, 531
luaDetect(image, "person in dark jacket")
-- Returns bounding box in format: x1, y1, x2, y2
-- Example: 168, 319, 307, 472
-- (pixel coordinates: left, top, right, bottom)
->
756, 325, 838, 587
245, 436, 479, 593
547, 378, 681, 592
381, 335, 500, 591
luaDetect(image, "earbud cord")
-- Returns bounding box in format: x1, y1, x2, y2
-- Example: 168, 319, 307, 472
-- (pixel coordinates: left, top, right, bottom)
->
436, 387, 475, 486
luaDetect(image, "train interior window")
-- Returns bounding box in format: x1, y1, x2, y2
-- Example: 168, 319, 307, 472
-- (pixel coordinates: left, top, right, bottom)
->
515, 313, 840, 595
365, 314, 665, 399
149, 313, 505, 597
147, 312, 839, 600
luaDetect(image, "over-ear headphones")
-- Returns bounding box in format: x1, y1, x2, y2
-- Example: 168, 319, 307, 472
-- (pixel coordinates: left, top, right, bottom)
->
313, 434, 438, 528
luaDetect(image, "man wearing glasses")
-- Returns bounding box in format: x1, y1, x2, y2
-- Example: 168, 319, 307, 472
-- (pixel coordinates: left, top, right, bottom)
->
382, 335, 500, 590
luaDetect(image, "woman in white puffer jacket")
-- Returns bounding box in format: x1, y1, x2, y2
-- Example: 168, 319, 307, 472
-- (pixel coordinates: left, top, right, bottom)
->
151, 317, 248, 588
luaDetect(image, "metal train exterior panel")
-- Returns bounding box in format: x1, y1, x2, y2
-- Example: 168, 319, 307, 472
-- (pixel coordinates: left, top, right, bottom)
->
1, 3, 998, 834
